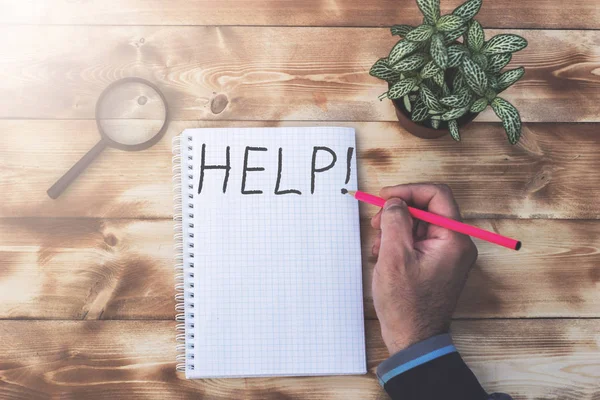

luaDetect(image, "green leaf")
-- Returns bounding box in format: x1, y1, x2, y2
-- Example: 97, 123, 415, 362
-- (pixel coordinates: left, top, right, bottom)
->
466, 20, 485, 52
419, 84, 444, 112
472, 53, 488, 70
431, 118, 441, 129
490, 74, 500, 86
496, 67, 525, 90
441, 107, 469, 121
406, 24, 435, 42
470, 97, 488, 112
440, 87, 472, 107
411, 99, 429, 122
485, 88, 497, 101
391, 25, 415, 37
436, 15, 465, 32
461, 56, 488, 96
441, 82, 452, 97
369, 58, 401, 82
443, 24, 468, 45
430, 34, 448, 69
452, 0, 483, 21
448, 119, 460, 141
452, 72, 466, 90
447, 44, 467, 68
392, 53, 428, 72
421, 60, 441, 78
483, 34, 528, 55
432, 72, 446, 88
403, 95, 412, 112
388, 78, 419, 99
416, 0, 441, 24
389, 39, 421, 64
491, 97, 522, 144
486, 53, 512, 73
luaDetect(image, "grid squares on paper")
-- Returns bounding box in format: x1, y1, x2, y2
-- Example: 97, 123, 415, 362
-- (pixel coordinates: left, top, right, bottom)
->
182, 127, 366, 378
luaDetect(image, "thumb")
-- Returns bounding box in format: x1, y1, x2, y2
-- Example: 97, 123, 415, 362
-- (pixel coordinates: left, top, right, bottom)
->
379, 198, 414, 257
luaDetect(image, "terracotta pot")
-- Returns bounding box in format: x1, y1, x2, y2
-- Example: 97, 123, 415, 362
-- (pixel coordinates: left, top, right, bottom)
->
392, 98, 478, 140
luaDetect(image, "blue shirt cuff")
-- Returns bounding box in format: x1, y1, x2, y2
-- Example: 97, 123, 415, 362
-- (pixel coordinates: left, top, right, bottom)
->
376, 333, 457, 386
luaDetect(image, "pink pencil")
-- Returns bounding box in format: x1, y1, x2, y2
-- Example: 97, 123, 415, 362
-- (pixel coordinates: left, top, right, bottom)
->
345, 189, 521, 251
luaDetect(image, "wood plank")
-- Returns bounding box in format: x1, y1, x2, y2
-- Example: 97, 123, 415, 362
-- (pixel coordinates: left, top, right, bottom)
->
0, 320, 598, 399
1, 0, 599, 29
1, 27, 599, 122
1, 218, 599, 319
1, 120, 598, 219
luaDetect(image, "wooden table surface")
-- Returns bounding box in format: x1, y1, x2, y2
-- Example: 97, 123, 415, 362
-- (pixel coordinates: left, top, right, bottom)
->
1, 1, 599, 399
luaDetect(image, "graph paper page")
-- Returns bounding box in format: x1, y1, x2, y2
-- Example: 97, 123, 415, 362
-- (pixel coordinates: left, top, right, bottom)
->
183, 127, 365, 378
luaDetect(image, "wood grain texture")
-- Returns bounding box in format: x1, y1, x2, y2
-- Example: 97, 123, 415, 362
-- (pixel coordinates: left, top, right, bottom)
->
1, 218, 599, 319
0, 320, 598, 399
1, 27, 599, 122
1, 0, 599, 29
1, 120, 598, 219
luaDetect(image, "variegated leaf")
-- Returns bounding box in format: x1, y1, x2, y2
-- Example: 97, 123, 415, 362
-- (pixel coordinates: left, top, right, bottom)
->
392, 53, 428, 72
430, 34, 448, 69
483, 34, 528, 55
472, 53, 488, 70
488, 75, 499, 90
491, 97, 522, 144
391, 24, 415, 37
403, 95, 413, 112
432, 72, 446, 88
416, 0, 441, 24
369, 58, 401, 82
389, 39, 421, 64
388, 78, 419, 99
452, 0, 483, 21
486, 53, 512, 73
411, 99, 429, 122
470, 97, 488, 112
442, 82, 452, 97
452, 72, 466, 90
497, 67, 525, 90
448, 119, 460, 141
431, 118, 441, 129
466, 20, 485, 52
447, 44, 467, 68
461, 56, 488, 96
406, 24, 435, 42
443, 24, 468, 45
436, 15, 465, 32
440, 87, 472, 107
441, 107, 469, 121
419, 84, 444, 112
485, 88, 497, 101
421, 60, 441, 78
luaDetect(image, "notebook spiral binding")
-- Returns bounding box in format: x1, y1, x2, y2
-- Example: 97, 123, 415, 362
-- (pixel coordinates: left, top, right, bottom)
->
173, 134, 195, 373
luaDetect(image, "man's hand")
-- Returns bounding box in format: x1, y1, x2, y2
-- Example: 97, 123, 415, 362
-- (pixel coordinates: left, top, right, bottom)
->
371, 184, 478, 355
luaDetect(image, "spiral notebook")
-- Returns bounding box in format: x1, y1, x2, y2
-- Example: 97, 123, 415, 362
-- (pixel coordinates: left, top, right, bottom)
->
173, 127, 366, 379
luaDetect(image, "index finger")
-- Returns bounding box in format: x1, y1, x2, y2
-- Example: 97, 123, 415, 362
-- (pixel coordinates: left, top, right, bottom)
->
380, 183, 462, 221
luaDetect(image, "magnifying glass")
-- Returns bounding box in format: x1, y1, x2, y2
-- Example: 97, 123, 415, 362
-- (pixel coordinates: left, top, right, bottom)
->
47, 77, 169, 199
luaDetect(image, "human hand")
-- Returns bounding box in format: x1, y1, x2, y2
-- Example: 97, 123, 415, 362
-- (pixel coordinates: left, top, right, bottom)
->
370, 184, 478, 355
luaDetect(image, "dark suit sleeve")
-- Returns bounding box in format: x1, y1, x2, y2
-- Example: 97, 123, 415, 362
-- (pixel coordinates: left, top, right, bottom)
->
376, 334, 512, 400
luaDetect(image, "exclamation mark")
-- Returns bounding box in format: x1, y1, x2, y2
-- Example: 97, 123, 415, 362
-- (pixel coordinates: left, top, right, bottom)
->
345, 147, 354, 185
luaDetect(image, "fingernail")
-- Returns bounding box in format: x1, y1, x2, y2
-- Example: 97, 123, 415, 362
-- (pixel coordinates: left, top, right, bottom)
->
384, 198, 405, 211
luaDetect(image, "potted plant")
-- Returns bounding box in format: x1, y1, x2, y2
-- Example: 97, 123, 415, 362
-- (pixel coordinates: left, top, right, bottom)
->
370, 0, 527, 143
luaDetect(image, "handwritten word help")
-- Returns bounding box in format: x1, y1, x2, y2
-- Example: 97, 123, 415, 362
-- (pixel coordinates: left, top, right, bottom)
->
197, 145, 355, 195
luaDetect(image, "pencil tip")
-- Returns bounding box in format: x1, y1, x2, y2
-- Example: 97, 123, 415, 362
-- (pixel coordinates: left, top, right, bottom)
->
341, 188, 348, 194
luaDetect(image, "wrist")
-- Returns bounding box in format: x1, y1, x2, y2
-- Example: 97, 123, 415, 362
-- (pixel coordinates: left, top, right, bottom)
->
382, 326, 448, 355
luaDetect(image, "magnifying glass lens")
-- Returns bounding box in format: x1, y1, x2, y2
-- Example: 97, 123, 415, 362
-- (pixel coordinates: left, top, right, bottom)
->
97, 81, 167, 146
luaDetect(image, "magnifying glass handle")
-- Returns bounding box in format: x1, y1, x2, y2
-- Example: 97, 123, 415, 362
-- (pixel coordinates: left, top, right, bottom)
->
47, 140, 107, 199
